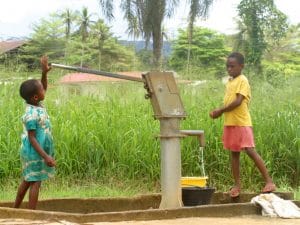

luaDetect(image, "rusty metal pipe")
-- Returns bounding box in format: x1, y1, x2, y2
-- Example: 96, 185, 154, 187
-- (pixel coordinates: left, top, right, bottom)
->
50, 63, 144, 83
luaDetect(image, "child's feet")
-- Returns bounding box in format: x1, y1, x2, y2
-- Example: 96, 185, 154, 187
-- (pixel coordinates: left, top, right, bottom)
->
229, 186, 240, 198
262, 183, 276, 193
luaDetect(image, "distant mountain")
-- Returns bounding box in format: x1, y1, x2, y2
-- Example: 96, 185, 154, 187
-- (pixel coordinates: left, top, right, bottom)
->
119, 40, 172, 56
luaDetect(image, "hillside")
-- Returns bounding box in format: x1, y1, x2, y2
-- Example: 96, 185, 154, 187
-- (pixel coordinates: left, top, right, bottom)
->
119, 40, 172, 56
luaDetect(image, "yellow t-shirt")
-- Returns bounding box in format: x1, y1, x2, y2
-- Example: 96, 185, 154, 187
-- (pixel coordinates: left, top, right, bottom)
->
223, 75, 252, 126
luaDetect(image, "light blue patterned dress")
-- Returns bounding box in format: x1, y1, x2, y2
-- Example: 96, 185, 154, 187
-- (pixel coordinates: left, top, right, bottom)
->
20, 103, 55, 181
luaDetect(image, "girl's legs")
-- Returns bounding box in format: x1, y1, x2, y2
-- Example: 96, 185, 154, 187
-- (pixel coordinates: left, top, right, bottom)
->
230, 151, 241, 197
14, 180, 42, 209
28, 181, 41, 209
14, 180, 31, 208
244, 147, 276, 192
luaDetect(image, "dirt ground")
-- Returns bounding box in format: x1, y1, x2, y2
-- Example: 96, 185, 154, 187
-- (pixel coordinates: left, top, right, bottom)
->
0, 216, 299, 225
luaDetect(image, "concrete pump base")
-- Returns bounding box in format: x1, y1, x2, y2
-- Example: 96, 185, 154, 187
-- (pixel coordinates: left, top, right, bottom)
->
0, 192, 297, 224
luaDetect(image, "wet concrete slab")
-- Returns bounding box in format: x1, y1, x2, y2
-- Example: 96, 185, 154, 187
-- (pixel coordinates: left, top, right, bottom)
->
0, 192, 297, 224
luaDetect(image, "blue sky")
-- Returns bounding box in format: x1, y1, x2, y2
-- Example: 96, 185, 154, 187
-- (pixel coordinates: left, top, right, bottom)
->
0, 0, 299, 40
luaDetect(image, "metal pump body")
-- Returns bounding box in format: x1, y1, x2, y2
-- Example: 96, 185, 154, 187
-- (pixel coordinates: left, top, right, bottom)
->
51, 64, 199, 209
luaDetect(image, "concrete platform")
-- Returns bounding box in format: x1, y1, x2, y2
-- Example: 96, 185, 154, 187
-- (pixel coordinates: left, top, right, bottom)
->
0, 192, 297, 224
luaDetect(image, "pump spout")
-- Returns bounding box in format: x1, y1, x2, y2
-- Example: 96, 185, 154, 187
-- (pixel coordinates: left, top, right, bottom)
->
180, 130, 205, 147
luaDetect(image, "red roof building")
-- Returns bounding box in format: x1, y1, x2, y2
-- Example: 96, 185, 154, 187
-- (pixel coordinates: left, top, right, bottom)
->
0, 40, 26, 54
59, 71, 143, 83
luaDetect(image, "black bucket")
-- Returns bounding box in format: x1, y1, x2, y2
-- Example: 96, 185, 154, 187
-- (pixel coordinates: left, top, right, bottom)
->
182, 186, 215, 206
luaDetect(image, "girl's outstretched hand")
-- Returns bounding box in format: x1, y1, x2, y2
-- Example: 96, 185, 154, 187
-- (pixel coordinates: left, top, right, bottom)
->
40, 55, 51, 74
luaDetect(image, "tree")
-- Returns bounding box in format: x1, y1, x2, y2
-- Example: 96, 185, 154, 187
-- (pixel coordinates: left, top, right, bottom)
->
98, 0, 215, 70
77, 7, 94, 42
76, 7, 95, 66
136, 49, 153, 70
55, 8, 78, 62
91, 19, 111, 70
264, 24, 300, 64
18, 11, 138, 71
186, 0, 214, 74
20, 15, 65, 68
263, 24, 300, 78
236, 0, 288, 71
56, 8, 77, 39
169, 27, 228, 78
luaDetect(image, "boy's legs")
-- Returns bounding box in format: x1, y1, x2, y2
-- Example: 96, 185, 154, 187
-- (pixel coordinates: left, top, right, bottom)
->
28, 181, 41, 209
14, 180, 31, 208
244, 147, 276, 192
230, 151, 241, 197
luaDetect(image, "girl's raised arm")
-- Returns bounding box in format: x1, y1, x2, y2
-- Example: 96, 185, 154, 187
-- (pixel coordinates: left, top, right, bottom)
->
40, 56, 51, 91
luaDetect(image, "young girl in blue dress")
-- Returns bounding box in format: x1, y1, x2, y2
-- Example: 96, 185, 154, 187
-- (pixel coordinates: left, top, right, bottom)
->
14, 56, 56, 210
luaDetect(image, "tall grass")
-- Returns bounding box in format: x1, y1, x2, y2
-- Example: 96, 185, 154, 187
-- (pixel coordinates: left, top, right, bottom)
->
0, 72, 299, 195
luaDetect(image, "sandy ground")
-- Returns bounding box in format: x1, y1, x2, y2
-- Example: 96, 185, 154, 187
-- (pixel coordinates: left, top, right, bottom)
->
0, 216, 299, 225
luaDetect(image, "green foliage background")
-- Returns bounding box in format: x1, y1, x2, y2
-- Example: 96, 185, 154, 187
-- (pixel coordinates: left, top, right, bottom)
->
0, 1, 300, 199
169, 27, 229, 79
0, 71, 298, 196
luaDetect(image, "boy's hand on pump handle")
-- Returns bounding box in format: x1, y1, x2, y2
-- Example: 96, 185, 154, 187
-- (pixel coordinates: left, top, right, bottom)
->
209, 109, 223, 119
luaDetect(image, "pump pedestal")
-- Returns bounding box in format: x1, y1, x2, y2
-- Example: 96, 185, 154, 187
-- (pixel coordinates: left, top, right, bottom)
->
143, 71, 186, 209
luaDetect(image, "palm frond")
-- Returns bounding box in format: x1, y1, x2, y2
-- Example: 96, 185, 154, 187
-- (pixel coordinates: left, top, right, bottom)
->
188, 0, 214, 24
165, 0, 179, 18
99, 0, 115, 21
188, 0, 215, 43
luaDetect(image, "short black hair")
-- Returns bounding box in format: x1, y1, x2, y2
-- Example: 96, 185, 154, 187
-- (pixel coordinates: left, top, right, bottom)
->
19, 79, 40, 103
228, 52, 244, 65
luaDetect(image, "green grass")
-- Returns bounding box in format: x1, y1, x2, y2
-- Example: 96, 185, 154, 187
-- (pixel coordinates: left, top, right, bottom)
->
0, 178, 155, 201
0, 71, 299, 201
1, 178, 298, 202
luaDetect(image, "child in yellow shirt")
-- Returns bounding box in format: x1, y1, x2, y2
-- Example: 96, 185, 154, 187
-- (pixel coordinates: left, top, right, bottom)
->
209, 52, 276, 197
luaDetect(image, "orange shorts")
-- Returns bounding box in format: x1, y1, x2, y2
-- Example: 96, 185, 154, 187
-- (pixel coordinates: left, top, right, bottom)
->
222, 126, 255, 152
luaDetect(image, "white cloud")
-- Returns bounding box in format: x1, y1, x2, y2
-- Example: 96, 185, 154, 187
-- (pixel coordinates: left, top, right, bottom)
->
275, 0, 299, 24
0, 0, 299, 39
0, 0, 100, 38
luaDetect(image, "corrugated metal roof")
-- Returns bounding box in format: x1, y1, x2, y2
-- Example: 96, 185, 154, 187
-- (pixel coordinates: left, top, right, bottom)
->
0, 40, 26, 54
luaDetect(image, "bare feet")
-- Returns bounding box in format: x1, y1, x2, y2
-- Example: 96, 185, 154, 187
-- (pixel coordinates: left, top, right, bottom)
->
262, 183, 276, 193
229, 186, 240, 198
